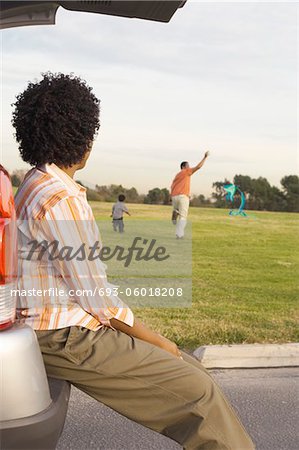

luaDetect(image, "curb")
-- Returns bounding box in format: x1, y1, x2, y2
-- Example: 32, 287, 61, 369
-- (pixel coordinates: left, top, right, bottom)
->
193, 343, 299, 369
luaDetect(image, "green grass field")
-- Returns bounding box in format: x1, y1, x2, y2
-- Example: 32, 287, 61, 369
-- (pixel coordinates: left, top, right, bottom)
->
91, 202, 299, 350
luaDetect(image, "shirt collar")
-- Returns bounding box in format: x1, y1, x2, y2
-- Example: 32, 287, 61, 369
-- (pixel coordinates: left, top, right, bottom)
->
40, 163, 87, 196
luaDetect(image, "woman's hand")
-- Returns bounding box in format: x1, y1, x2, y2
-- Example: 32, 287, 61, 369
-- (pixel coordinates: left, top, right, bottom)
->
156, 335, 182, 358
110, 318, 182, 359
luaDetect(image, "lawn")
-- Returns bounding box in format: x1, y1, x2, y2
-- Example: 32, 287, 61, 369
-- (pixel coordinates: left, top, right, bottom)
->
91, 202, 299, 350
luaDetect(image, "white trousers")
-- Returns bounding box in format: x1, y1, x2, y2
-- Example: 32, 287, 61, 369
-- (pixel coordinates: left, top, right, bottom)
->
172, 194, 189, 238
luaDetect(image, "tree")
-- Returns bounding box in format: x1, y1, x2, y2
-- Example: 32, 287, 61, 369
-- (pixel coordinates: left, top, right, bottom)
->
248, 177, 273, 210
211, 179, 231, 208
125, 187, 140, 203
233, 175, 253, 195
144, 188, 164, 204
86, 188, 102, 202
161, 188, 171, 205
11, 174, 21, 187
190, 194, 211, 207
269, 186, 287, 212
10, 169, 27, 187
281, 175, 299, 212
109, 184, 125, 201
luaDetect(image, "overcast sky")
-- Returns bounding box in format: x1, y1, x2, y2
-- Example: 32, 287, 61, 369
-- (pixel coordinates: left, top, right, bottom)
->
1, 1, 297, 196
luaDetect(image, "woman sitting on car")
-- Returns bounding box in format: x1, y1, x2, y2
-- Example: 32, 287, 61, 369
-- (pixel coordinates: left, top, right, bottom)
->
13, 72, 254, 450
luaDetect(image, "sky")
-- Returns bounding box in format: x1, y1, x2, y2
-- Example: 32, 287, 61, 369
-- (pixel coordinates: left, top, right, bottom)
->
1, 1, 298, 197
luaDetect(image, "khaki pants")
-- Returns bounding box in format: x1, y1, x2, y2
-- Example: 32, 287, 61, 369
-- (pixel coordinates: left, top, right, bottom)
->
172, 195, 190, 238
36, 326, 255, 450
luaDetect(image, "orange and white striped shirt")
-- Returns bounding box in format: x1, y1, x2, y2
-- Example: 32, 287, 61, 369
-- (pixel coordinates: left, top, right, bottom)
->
15, 163, 134, 331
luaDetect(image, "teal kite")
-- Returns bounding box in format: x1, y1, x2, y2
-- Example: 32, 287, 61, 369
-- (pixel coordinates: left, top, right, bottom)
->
223, 184, 247, 216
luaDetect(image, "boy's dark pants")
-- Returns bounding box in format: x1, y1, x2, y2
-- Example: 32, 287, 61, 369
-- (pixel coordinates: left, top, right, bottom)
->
36, 326, 255, 450
113, 218, 124, 233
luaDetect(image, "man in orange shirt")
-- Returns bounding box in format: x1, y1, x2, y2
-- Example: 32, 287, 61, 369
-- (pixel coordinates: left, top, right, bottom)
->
171, 151, 210, 238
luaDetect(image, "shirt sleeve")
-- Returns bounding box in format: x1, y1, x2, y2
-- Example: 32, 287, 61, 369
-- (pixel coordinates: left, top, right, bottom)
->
39, 195, 134, 328
122, 204, 128, 212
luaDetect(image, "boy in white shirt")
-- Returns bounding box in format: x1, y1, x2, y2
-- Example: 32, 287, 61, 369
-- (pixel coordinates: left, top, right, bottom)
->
111, 194, 131, 233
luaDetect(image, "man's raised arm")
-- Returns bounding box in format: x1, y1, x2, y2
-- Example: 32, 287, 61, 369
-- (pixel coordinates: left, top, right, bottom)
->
191, 151, 210, 174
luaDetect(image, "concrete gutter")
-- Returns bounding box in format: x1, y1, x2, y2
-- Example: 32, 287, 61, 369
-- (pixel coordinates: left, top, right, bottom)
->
193, 343, 299, 369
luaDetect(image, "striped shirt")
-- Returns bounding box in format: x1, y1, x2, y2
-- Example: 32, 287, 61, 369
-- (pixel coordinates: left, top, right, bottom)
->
15, 163, 134, 331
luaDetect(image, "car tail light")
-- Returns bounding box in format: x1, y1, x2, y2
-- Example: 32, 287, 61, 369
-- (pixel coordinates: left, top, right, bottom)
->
0, 165, 17, 330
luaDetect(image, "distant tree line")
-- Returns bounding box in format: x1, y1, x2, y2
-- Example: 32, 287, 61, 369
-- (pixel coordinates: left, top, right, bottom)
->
212, 175, 299, 212
92, 184, 144, 203
10, 170, 298, 212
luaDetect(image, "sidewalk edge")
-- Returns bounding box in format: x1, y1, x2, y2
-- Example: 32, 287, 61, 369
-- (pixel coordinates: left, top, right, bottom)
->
193, 343, 299, 369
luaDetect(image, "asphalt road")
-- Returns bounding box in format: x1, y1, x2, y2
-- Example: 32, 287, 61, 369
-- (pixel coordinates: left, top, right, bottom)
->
57, 368, 299, 450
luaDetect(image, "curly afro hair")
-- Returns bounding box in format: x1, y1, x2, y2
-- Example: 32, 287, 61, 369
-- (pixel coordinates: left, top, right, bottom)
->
12, 72, 100, 167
